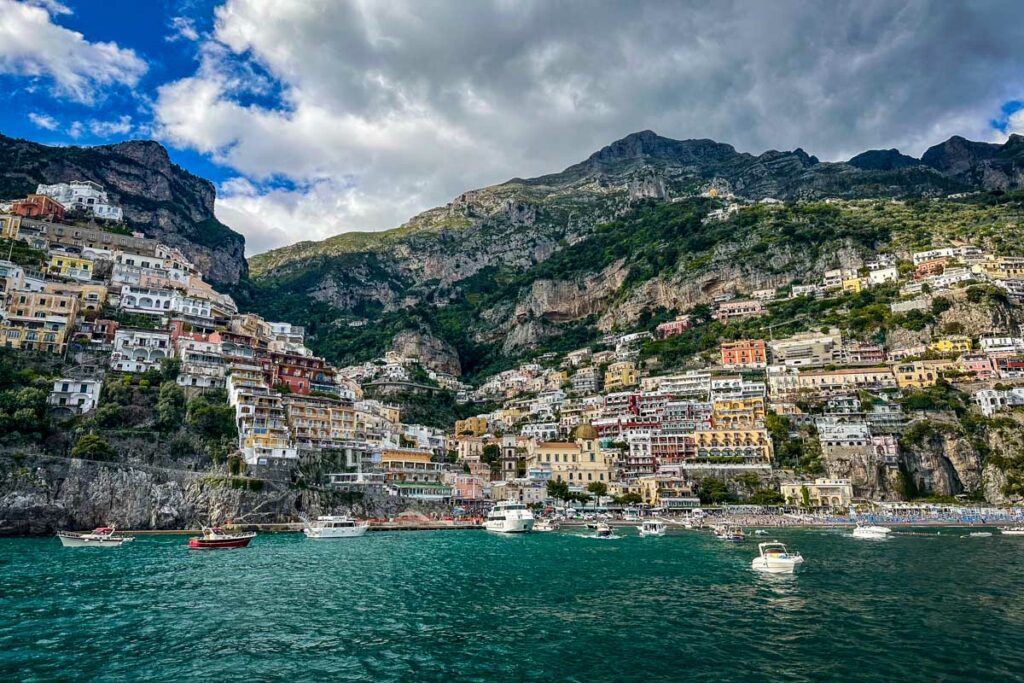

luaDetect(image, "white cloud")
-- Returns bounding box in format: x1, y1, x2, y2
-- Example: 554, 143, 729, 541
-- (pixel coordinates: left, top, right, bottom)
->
67, 120, 83, 139
168, 16, 199, 42
0, 0, 146, 104
154, 0, 1024, 254
28, 111, 58, 130
88, 115, 133, 137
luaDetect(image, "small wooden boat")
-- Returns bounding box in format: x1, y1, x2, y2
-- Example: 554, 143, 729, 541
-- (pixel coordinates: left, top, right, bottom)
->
57, 526, 134, 548
188, 526, 256, 549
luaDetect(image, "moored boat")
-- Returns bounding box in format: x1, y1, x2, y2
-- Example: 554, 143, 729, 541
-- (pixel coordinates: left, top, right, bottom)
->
1000, 526, 1024, 536
713, 524, 745, 542
852, 524, 892, 539
188, 527, 256, 549
751, 541, 804, 574
302, 515, 369, 539
638, 519, 666, 537
484, 501, 535, 533
57, 526, 134, 548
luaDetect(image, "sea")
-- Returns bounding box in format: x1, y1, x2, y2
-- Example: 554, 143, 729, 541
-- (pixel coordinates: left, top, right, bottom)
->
1, 527, 1022, 682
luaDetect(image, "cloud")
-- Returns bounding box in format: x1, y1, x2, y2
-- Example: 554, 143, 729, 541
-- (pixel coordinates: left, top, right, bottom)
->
67, 120, 83, 139
168, 16, 200, 42
0, 0, 146, 104
88, 115, 133, 137
154, 0, 1024, 254
28, 111, 58, 130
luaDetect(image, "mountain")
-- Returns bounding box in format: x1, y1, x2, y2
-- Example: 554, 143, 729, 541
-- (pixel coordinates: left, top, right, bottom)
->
245, 130, 1024, 378
0, 134, 246, 286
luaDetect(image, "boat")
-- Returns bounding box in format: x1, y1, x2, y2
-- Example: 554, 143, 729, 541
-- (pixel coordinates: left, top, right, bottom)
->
1000, 526, 1024, 536
753, 529, 768, 536
852, 524, 892, 539
302, 515, 369, 539
713, 524, 745, 542
187, 527, 256, 549
57, 526, 135, 548
637, 519, 666, 537
534, 518, 560, 532
967, 531, 993, 538
751, 541, 804, 574
484, 501, 535, 533
595, 522, 612, 537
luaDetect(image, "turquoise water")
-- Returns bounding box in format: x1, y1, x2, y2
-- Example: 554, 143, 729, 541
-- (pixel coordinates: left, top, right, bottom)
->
2, 528, 1023, 682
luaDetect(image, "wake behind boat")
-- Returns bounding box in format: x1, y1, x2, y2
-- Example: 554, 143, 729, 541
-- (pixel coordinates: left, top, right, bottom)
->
302, 515, 369, 539
57, 526, 134, 548
188, 527, 256, 549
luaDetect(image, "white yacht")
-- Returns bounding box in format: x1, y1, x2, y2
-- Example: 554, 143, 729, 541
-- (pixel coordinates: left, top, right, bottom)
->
594, 521, 613, 537
484, 501, 535, 533
852, 524, 892, 539
1000, 526, 1024, 536
751, 541, 804, 574
57, 526, 134, 548
302, 515, 369, 539
637, 519, 666, 537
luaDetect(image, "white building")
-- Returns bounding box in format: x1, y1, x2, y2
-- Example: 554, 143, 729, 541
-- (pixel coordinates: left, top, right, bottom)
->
868, 267, 899, 286
48, 378, 102, 413
118, 285, 173, 316
36, 181, 123, 221
175, 338, 225, 389
110, 329, 171, 373
975, 388, 1024, 417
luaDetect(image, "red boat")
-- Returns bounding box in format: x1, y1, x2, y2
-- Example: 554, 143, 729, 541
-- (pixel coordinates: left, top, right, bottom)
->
187, 527, 256, 549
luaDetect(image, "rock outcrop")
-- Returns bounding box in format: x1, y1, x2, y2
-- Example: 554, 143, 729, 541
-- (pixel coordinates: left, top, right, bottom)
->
389, 329, 462, 376
0, 134, 247, 286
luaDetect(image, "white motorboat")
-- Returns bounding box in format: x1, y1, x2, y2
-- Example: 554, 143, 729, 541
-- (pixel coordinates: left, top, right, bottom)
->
852, 524, 892, 539
713, 524, 745, 542
484, 501, 535, 533
57, 526, 135, 548
302, 515, 369, 539
637, 520, 666, 537
751, 541, 804, 574
1000, 526, 1024, 536
595, 522, 612, 537
534, 518, 559, 532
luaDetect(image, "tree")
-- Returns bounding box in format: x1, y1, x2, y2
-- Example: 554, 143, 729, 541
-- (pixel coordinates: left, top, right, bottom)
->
481, 443, 500, 465
615, 492, 643, 505
749, 488, 785, 506
156, 381, 185, 431
186, 397, 237, 440
71, 434, 115, 461
547, 479, 570, 500
587, 481, 608, 498
697, 477, 733, 505
800, 485, 811, 508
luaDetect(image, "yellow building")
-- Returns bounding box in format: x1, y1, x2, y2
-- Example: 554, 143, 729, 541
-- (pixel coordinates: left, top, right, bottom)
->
43, 281, 107, 312
47, 253, 93, 281
780, 479, 853, 508
841, 277, 863, 293
712, 396, 766, 429
282, 394, 358, 447
691, 428, 773, 462
455, 416, 488, 436
977, 257, 1024, 281
527, 431, 613, 486
928, 335, 972, 355
0, 290, 79, 353
892, 359, 956, 389
604, 361, 639, 392
636, 475, 696, 507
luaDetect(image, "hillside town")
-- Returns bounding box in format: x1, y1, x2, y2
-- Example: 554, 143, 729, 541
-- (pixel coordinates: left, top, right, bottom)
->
4, 182, 1024, 513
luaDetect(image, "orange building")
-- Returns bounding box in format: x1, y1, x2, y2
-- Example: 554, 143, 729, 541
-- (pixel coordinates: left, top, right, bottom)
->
10, 194, 65, 222
720, 339, 768, 368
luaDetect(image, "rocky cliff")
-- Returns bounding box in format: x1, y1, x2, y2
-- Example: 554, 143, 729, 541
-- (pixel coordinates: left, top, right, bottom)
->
0, 134, 247, 286
246, 130, 1024, 376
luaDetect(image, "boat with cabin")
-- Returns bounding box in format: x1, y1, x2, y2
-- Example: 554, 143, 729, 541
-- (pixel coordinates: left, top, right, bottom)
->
57, 526, 135, 548
638, 519, 666, 537
595, 522, 612, 537
713, 524, 745, 542
751, 541, 804, 574
302, 515, 369, 539
852, 524, 892, 539
1000, 526, 1024, 536
534, 518, 559, 532
484, 501, 535, 533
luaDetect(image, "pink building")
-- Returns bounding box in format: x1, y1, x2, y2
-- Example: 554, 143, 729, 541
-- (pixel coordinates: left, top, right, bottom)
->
656, 315, 692, 339
449, 474, 488, 500
960, 354, 998, 381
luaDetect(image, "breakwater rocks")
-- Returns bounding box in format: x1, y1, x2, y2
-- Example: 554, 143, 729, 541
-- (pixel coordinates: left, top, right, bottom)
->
0, 453, 448, 536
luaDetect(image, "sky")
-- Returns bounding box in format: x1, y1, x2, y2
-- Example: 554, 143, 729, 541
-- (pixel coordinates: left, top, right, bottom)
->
1, 0, 1023, 256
